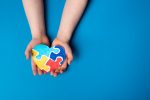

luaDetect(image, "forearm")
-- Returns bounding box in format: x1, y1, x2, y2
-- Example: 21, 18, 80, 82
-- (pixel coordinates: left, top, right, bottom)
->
57, 0, 88, 43
22, 0, 45, 39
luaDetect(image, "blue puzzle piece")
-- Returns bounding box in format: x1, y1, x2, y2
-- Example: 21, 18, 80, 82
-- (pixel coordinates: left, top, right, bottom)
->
33, 44, 60, 60
50, 45, 66, 64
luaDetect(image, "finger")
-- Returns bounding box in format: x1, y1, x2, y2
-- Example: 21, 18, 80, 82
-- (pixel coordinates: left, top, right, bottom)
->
60, 70, 63, 74
54, 67, 61, 73
50, 71, 53, 76
59, 67, 64, 74
67, 52, 73, 65
25, 42, 32, 59
51, 70, 58, 77
64, 46, 73, 65
31, 60, 37, 76
60, 59, 68, 71
50, 71, 55, 76
43, 71, 47, 74
37, 68, 42, 75
53, 72, 58, 77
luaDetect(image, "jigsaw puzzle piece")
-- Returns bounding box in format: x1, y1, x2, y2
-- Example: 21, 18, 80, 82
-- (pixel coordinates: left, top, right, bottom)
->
32, 50, 50, 72
46, 57, 63, 72
32, 44, 60, 60
50, 45, 66, 64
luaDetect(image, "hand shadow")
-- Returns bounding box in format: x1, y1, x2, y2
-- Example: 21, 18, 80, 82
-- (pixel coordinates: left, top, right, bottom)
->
70, 0, 92, 59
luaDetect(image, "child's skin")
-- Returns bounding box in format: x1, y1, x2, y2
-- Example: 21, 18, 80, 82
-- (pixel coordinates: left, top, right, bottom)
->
22, 0, 87, 77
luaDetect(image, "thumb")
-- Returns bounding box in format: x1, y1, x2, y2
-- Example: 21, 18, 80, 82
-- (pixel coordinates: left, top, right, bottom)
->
25, 43, 32, 60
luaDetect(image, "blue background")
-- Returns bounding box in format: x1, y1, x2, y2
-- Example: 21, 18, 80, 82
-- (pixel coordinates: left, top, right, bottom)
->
0, 0, 150, 100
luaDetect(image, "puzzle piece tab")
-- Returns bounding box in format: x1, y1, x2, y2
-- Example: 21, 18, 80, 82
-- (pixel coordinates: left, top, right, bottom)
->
50, 45, 66, 64
46, 57, 63, 72
32, 50, 50, 72
33, 44, 60, 60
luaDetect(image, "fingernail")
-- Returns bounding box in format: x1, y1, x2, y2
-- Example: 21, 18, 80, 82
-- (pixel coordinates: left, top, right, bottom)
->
39, 73, 42, 76
26, 56, 29, 60
68, 62, 71, 65
54, 75, 57, 77
60, 71, 63, 74
54, 74, 57, 77
33, 72, 36, 76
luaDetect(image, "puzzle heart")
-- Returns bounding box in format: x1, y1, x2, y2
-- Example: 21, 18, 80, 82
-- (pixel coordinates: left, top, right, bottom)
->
32, 44, 66, 72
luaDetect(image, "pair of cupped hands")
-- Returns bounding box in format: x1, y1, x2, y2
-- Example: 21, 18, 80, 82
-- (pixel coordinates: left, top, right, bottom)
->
25, 33, 73, 77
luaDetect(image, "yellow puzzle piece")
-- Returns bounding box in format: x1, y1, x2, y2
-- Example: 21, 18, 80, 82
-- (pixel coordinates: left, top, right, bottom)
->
32, 49, 50, 72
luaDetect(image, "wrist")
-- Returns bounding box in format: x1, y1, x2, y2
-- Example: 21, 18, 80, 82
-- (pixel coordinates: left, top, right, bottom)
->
56, 33, 70, 43
56, 36, 69, 43
52, 37, 68, 49
32, 33, 46, 40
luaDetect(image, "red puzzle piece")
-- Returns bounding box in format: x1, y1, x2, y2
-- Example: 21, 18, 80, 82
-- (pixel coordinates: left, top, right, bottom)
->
46, 57, 63, 72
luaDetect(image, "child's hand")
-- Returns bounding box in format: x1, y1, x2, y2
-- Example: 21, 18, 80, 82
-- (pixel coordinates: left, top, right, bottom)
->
25, 34, 50, 76
51, 38, 73, 77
